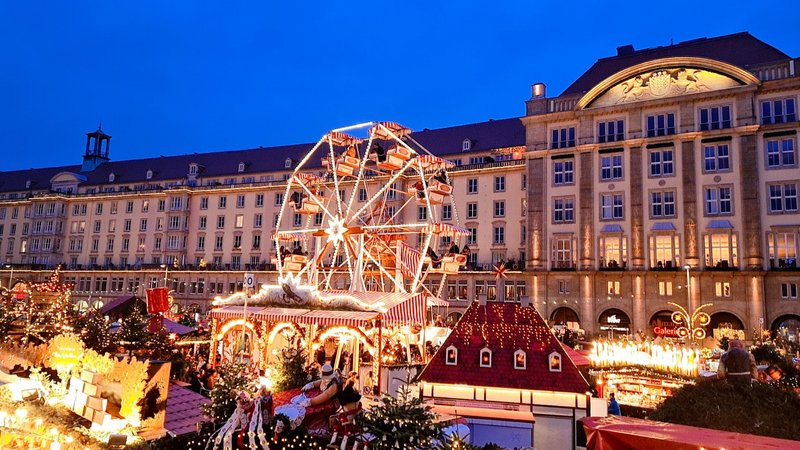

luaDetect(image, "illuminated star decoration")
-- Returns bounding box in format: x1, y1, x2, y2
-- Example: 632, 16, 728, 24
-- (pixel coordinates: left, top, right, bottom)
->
325, 215, 347, 244
493, 263, 507, 280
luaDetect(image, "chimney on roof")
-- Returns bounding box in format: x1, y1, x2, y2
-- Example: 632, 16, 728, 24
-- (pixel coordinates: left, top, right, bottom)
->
531, 83, 546, 99
616, 45, 634, 56
478, 293, 487, 306
520, 296, 531, 308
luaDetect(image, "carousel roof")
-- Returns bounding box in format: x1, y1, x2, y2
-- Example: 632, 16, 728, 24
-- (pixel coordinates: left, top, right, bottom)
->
419, 301, 590, 393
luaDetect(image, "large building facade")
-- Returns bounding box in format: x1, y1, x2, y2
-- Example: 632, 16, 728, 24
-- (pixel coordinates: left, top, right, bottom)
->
1, 32, 798, 339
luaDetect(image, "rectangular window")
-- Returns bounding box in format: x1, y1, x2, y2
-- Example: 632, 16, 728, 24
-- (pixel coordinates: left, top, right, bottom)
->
493, 226, 505, 245
236, 195, 245, 208
598, 119, 625, 143
658, 281, 673, 296
761, 98, 796, 125
200, 197, 209, 210
96, 203, 103, 215
704, 186, 733, 215
235, 215, 244, 228
358, 188, 367, 202
218, 196, 227, 208
252, 234, 261, 250
553, 198, 575, 223
558, 280, 569, 294
199, 216, 207, 229
650, 191, 676, 218
467, 203, 478, 219
255, 194, 264, 207
715, 282, 731, 297
126, 201, 135, 213
553, 159, 574, 185
442, 204, 452, 220
233, 235, 242, 249
646, 113, 676, 137
768, 183, 798, 213
157, 200, 165, 212
123, 219, 132, 232
607, 281, 621, 295
275, 193, 284, 206
766, 137, 796, 168
705, 232, 737, 268
551, 127, 576, 149
494, 201, 505, 218
418, 206, 428, 221
197, 236, 205, 250
601, 193, 624, 220
649, 148, 674, 177
768, 232, 797, 269
494, 176, 506, 192
254, 214, 263, 228
781, 283, 798, 299
217, 216, 225, 229
699, 105, 732, 130
600, 154, 623, 180
293, 213, 302, 226
467, 178, 478, 194
703, 144, 731, 172
214, 236, 223, 250
467, 227, 477, 245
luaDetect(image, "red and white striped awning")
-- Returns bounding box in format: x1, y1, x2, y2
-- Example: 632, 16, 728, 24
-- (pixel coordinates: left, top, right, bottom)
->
421, 223, 470, 236
426, 296, 449, 307
208, 306, 265, 321
297, 310, 378, 327
319, 290, 426, 326
415, 155, 454, 170
370, 122, 412, 140
327, 131, 361, 146
254, 307, 312, 323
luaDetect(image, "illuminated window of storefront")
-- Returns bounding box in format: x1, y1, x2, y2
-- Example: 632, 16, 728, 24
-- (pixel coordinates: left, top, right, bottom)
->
479, 348, 492, 368
514, 350, 526, 370
548, 352, 562, 372
445, 345, 458, 366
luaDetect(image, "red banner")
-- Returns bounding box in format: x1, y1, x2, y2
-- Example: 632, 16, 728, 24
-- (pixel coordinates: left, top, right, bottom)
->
146, 287, 170, 314
148, 315, 165, 333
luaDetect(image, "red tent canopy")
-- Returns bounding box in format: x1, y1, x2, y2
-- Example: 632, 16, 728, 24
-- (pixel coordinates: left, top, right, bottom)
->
581, 415, 800, 450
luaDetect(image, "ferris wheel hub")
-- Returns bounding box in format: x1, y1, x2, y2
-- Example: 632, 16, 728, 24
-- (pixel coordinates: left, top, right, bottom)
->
325, 216, 348, 244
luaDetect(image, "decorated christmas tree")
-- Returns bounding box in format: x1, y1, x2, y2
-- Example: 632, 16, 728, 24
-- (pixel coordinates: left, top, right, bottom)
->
272, 337, 309, 392
201, 362, 252, 424
74, 308, 115, 353
20, 265, 75, 344
358, 381, 443, 449
117, 301, 151, 353
0, 293, 15, 342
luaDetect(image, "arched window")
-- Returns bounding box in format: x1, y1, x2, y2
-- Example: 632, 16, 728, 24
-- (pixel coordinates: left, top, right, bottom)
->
189, 163, 198, 175
445, 345, 458, 365
146, 169, 153, 180
238, 162, 246, 173
285, 158, 293, 169
462, 139, 472, 151
548, 351, 562, 372
514, 349, 526, 370
479, 347, 492, 368
108, 173, 116, 182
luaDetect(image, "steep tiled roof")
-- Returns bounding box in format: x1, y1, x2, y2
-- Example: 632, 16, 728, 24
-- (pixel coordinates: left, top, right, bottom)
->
561, 32, 791, 97
0, 118, 525, 194
165, 382, 210, 436
419, 301, 589, 393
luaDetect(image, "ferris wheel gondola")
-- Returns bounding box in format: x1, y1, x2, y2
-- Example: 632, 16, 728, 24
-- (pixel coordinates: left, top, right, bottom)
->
274, 122, 466, 298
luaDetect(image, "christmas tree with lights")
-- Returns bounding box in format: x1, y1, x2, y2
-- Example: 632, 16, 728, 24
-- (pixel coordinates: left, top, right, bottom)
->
272, 337, 309, 392
117, 301, 150, 353
201, 362, 252, 424
21, 265, 74, 344
74, 308, 115, 353
358, 380, 443, 449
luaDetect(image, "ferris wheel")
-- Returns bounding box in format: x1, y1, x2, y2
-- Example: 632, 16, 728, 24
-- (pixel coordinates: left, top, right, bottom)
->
273, 122, 468, 298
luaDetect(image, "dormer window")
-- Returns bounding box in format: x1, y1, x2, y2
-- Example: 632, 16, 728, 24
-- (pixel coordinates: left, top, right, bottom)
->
146, 169, 153, 180
548, 351, 562, 372
479, 347, 492, 368
108, 173, 116, 182
462, 139, 472, 151
189, 163, 198, 175
285, 158, 293, 169
445, 345, 458, 365
25, 180, 31, 189
514, 349, 526, 370
238, 162, 246, 173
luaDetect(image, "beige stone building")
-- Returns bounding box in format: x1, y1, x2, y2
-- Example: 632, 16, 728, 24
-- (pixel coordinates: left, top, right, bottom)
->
0, 32, 797, 340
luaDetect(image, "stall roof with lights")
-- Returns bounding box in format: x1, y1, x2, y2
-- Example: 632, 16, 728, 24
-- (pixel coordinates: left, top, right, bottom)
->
420, 301, 590, 393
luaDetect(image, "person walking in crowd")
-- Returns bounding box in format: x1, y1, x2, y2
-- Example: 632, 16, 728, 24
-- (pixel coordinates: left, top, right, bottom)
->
717, 339, 757, 385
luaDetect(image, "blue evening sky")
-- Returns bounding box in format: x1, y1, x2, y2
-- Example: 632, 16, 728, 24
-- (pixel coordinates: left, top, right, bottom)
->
1, 1, 798, 171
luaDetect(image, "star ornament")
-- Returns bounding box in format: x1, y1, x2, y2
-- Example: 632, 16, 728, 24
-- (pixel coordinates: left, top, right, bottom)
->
493, 263, 507, 280
325, 216, 347, 244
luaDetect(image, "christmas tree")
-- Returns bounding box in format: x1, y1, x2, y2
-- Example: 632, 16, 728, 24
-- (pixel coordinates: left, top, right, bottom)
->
0, 293, 15, 342
201, 362, 253, 424
272, 337, 309, 392
74, 308, 115, 353
117, 301, 151, 353
358, 380, 443, 449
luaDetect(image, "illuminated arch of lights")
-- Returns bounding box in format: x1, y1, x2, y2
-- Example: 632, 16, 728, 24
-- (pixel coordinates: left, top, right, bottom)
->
314, 326, 374, 352
216, 319, 256, 340
266, 321, 306, 346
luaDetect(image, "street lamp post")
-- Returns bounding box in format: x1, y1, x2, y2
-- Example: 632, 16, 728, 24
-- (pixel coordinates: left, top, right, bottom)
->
684, 265, 691, 309
160, 264, 169, 287
4, 264, 13, 289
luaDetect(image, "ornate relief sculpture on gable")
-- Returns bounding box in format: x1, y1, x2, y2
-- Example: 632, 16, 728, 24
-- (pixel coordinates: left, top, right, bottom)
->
592, 68, 740, 107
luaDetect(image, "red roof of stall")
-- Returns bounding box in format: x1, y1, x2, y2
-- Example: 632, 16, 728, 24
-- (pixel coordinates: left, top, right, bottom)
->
581, 415, 800, 450
420, 301, 590, 393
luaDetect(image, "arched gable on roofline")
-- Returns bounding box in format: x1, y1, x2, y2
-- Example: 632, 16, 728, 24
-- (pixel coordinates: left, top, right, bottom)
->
576, 57, 761, 110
